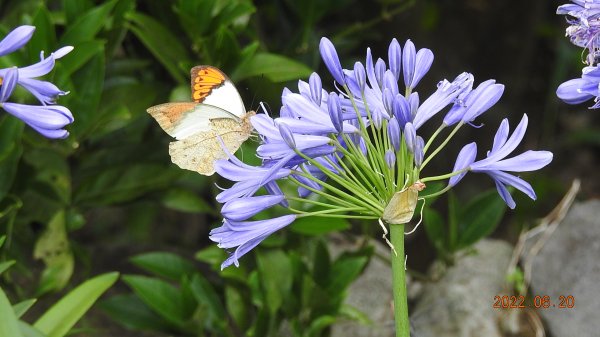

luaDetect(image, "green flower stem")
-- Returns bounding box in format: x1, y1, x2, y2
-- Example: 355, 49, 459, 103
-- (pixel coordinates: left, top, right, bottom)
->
336, 141, 388, 196
291, 210, 379, 220
390, 224, 410, 337
331, 152, 380, 198
422, 124, 445, 155
420, 123, 463, 169
292, 161, 384, 215
419, 167, 469, 183
290, 206, 371, 216
288, 176, 358, 209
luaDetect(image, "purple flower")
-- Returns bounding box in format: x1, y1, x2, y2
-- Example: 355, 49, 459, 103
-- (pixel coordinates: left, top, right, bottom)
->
402, 40, 434, 90
443, 80, 504, 126
320, 37, 345, 85
0, 25, 35, 56
221, 195, 286, 221
556, 65, 600, 108
450, 115, 553, 208
412, 73, 474, 129
209, 215, 297, 269
0, 103, 73, 139
0, 26, 73, 139
557, 0, 600, 65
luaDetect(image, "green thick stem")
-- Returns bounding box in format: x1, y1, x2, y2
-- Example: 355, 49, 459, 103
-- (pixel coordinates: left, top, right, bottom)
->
390, 224, 410, 337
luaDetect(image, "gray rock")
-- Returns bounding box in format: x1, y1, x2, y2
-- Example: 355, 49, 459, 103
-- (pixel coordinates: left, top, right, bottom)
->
411, 239, 513, 337
331, 239, 395, 337
530, 199, 600, 337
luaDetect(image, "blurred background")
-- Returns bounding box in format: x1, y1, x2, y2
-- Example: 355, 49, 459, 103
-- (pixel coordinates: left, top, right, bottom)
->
0, 0, 595, 336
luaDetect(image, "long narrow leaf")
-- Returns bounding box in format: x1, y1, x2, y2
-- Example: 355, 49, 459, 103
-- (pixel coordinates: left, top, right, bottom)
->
0, 288, 24, 337
33, 272, 119, 337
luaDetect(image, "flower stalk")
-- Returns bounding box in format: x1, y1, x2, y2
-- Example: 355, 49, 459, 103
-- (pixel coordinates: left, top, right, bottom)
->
390, 224, 410, 337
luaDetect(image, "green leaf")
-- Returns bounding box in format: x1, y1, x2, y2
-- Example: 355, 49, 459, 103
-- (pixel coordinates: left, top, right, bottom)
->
26, 6, 56, 62
312, 239, 331, 287
0, 235, 5, 247
0, 260, 15, 275
122, 275, 188, 327
0, 116, 24, 200
290, 216, 350, 235
328, 251, 370, 295
17, 322, 45, 337
33, 210, 74, 295
100, 294, 171, 331
225, 285, 248, 330
68, 52, 105, 138
0, 287, 23, 337
307, 315, 337, 336
60, 0, 117, 44
161, 188, 212, 213
423, 207, 446, 255
62, 0, 93, 24
12, 299, 37, 318
59, 40, 105, 78
73, 164, 180, 206
33, 272, 119, 337
339, 304, 372, 325
456, 190, 507, 249
195, 245, 227, 266
129, 252, 196, 281
126, 12, 190, 83
188, 273, 227, 327
256, 250, 293, 315
231, 52, 312, 82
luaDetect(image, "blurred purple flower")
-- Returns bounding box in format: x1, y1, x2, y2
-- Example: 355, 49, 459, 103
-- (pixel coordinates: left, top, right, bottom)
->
557, 0, 600, 65
556, 65, 600, 108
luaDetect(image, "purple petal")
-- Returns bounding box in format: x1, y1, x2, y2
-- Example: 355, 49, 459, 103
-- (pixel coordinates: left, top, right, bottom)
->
319, 37, 345, 85
309, 73, 322, 104
388, 117, 401, 151
328, 92, 343, 133
210, 214, 297, 269
410, 48, 434, 88
477, 150, 553, 172
385, 149, 396, 168
556, 78, 595, 104
487, 170, 536, 202
277, 122, 296, 149
388, 38, 402, 80
404, 122, 416, 153
221, 195, 285, 221
461, 81, 505, 123
402, 40, 416, 89
0, 67, 18, 102
493, 179, 516, 209
19, 78, 68, 104
491, 119, 509, 153
476, 114, 528, 165
449, 142, 477, 186
354, 62, 366, 92
0, 26, 35, 56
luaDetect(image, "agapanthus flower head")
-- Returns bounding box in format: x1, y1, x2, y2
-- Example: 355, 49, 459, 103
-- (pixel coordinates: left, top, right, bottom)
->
210, 37, 552, 268
558, 0, 600, 65
0, 25, 73, 139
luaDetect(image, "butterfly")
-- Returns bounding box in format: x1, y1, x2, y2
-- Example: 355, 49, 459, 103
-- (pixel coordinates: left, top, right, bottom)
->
147, 65, 255, 175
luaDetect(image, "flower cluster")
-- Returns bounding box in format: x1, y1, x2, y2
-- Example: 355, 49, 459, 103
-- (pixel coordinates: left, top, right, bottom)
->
210, 37, 553, 269
0, 25, 73, 138
556, 0, 600, 108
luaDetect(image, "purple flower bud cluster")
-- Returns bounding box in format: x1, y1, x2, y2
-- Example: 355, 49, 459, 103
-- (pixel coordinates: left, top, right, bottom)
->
556, 1, 600, 108
0, 26, 73, 138
210, 37, 552, 269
